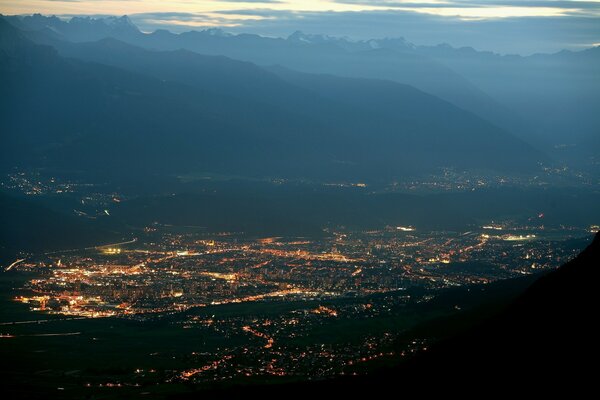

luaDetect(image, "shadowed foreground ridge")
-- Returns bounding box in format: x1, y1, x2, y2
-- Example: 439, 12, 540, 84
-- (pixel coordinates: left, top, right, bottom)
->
193, 232, 600, 397
406, 230, 600, 387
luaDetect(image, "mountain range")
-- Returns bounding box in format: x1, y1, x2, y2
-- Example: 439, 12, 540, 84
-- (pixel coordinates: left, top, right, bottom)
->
0, 18, 541, 182
4, 13, 598, 162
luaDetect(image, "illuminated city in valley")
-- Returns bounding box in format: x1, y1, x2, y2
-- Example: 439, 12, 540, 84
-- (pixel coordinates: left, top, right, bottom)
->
3, 215, 592, 386
13, 227, 591, 320
1, 165, 598, 395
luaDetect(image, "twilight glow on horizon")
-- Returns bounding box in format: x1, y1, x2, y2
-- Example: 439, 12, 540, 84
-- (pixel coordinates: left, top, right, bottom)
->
1, 1, 600, 53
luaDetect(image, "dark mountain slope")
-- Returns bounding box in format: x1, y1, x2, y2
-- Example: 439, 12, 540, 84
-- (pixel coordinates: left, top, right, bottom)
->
0, 21, 542, 181
400, 231, 600, 389
41, 36, 543, 174
0, 21, 350, 179
269, 66, 542, 171
3, 14, 521, 137
416, 44, 600, 159
8, 14, 599, 160
0, 193, 118, 264
25, 35, 304, 111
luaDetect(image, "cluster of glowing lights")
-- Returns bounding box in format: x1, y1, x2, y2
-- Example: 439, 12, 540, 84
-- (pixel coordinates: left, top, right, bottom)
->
503, 234, 537, 241
2, 1, 597, 24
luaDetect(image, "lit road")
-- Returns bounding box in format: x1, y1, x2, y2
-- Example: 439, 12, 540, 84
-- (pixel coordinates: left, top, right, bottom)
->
4, 258, 25, 271
3, 239, 138, 272
0, 332, 82, 338
0, 317, 87, 326
42, 237, 138, 255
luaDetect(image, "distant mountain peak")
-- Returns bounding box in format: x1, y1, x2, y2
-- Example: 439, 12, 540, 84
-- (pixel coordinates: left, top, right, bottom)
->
28, 13, 63, 24
287, 30, 313, 43
104, 15, 137, 29
286, 31, 415, 52
5, 14, 142, 38
287, 30, 347, 45
200, 28, 231, 37
151, 28, 174, 37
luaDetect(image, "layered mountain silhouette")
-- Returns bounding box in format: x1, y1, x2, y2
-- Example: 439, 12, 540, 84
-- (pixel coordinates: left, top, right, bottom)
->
7, 14, 597, 161
1, 14, 524, 138
5, 14, 600, 161
3, 14, 140, 43
417, 44, 600, 157
0, 19, 541, 181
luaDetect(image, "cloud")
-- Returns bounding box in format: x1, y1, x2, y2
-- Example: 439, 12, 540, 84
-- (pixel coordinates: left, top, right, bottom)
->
3, 0, 599, 53
219, 0, 283, 3
130, 10, 276, 30
128, 7, 600, 54
332, 1, 600, 19
335, 0, 600, 10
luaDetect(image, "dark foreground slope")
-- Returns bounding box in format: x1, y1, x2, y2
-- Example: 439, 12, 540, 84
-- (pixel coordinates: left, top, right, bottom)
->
194, 232, 600, 398
401, 231, 600, 390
